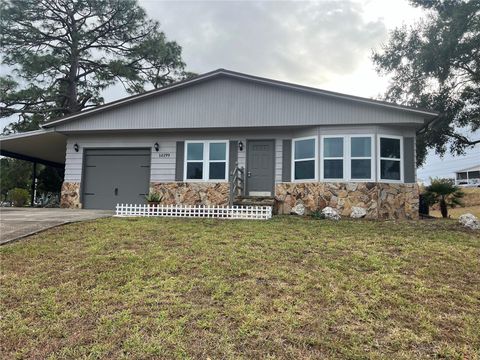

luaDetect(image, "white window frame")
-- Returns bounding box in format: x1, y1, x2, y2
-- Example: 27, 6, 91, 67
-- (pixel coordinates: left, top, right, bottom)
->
184, 140, 229, 182
377, 135, 403, 183
291, 136, 318, 182
320, 135, 346, 181
349, 135, 375, 182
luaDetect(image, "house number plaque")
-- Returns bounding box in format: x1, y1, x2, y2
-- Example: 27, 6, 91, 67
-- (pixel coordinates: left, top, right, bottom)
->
158, 152, 171, 158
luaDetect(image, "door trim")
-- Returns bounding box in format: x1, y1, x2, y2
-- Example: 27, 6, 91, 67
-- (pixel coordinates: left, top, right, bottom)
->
245, 139, 275, 196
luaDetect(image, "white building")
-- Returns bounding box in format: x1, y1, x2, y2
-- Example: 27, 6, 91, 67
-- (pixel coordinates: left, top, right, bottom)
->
455, 165, 480, 187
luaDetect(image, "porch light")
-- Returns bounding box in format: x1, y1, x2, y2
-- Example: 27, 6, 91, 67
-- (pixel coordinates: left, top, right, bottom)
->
74, 143, 79, 152
238, 141, 244, 151
154, 142, 160, 152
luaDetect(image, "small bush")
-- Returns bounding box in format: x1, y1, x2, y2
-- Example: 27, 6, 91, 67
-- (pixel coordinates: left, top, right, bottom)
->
145, 191, 163, 203
7, 188, 30, 207
310, 209, 325, 220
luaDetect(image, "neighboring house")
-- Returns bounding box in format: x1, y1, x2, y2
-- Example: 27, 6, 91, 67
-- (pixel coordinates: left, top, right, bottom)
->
455, 165, 480, 187
0, 69, 438, 219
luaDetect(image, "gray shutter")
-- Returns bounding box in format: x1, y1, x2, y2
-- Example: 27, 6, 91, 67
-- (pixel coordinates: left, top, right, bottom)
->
403, 137, 415, 183
229, 140, 238, 180
282, 139, 292, 182
175, 141, 184, 181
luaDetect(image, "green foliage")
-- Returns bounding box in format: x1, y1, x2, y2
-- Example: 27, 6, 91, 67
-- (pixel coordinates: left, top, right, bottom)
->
373, 0, 480, 166
7, 187, 30, 207
145, 191, 163, 202
310, 209, 326, 220
0, 0, 193, 133
423, 178, 465, 218
0, 158, 32, 200
36, 166, 64, 194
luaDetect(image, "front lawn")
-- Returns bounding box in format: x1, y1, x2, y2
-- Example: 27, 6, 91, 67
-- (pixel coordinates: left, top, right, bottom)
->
1, 217, 479, 359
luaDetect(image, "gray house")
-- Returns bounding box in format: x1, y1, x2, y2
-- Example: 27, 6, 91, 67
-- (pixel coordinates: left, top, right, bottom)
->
0, 69, 438, 219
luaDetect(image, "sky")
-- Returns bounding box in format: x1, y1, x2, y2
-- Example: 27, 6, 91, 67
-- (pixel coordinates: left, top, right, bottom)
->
135, 0, 479, 182
3, 0, 479, 181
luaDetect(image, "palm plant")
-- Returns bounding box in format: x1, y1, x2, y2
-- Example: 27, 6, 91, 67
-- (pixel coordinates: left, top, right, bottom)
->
423, 179, 464, 218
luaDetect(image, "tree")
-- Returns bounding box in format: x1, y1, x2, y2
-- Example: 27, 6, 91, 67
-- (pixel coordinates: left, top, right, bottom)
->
0, 158, 32, 201
0, 0, 191, 133
423, 178, 464, 218
372, 0, 480, 166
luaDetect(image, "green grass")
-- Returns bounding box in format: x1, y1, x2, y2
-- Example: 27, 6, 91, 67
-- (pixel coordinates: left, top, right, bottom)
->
1, 217, 479, 359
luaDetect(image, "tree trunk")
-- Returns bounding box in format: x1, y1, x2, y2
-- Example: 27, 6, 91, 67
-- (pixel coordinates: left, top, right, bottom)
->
64, 9, 81, 114
440, 198, 448, 218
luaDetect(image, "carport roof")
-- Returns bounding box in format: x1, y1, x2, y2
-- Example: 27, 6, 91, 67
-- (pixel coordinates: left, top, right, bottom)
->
0, 129, 66, 167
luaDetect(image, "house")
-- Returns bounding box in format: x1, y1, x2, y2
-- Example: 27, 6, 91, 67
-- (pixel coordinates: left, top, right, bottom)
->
0, 69, 439, 219
455, 165, 480, 187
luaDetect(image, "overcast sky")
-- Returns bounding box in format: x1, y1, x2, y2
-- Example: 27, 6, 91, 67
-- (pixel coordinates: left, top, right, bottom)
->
3, 0, 479, 180
115, 0, 480, 181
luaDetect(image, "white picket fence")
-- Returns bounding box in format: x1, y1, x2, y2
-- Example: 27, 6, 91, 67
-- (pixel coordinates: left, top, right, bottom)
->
114, 203, 272, 220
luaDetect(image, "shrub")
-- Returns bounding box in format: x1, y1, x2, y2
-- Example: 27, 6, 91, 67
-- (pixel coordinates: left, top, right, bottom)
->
423, 178, 464, 218
145, 191, 163, 203
310, 209, 325, 220
7, 188, 30, 207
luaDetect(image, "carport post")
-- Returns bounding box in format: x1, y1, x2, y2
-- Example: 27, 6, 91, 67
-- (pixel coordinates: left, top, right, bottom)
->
30, 161, 37, 207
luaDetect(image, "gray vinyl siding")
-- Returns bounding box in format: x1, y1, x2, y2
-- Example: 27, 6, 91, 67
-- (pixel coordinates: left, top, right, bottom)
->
54, 77, 427, 132
403, 137, 416, 183
64, 125, 417, 184
64, 130, 292, 183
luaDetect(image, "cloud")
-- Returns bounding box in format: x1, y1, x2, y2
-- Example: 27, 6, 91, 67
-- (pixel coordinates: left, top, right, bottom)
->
139, 0, 386, 87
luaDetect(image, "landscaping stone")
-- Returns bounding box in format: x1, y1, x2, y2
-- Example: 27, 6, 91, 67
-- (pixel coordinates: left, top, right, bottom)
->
275, 182, 419, 220
350, 206, 367, 219
150, 182, 230, 206
322, 207, 340, 220
458, 213, 480, 230
291, 203, 305, 216
60, 182, 81, 208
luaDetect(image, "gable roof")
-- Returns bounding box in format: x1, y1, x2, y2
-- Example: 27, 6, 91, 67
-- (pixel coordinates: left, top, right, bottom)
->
42, 69, 438, 129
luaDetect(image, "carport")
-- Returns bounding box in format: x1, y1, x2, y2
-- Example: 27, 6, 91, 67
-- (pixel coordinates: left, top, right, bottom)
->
0, 129, 67, 205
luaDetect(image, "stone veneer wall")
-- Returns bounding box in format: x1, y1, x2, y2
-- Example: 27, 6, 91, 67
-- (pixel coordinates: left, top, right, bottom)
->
150, 182, 230, 206
60, 182, 81, 208
275, 182, 419, 220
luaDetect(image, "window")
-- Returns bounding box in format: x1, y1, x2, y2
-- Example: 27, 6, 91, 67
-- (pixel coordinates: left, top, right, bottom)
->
322, 137, 344, 179
292, 137, 317, 180
378, 136, 402, 181
185, 141, 228, 181
350, 136, 373, 180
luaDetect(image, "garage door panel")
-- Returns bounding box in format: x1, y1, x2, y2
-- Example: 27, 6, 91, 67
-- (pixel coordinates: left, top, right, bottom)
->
83, 149, 151, 209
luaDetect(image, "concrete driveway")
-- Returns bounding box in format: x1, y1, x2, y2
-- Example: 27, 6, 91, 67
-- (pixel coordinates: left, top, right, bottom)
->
0, 208, 113, 245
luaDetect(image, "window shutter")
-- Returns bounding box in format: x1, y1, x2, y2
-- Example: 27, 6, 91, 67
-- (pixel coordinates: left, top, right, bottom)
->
175, 141, 184, 181
403, 137, 415, 183
229, 141, 238, 180
282, 139, 292, 182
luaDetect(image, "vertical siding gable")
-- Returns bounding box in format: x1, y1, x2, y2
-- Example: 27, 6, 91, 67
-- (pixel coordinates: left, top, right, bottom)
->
54, 77, 427, 132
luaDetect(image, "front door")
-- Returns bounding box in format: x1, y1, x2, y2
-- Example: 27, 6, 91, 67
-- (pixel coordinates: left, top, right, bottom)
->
246, 140, 275, 196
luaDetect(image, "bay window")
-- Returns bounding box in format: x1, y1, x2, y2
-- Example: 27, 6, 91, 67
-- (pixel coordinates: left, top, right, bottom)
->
322, 137, 344, 180
185, 141, 228, 181
378, 136, 402, 181
292, 137, 317, 180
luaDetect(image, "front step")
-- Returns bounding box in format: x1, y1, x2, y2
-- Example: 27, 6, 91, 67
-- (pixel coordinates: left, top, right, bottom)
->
233, 196, 275, 207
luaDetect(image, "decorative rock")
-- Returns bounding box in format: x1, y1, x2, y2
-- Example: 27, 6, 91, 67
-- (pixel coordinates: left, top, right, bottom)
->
458, 213, 480, 230
60, 182, 81, 208
291, 203, 305, 216
321, 207, 340, 220
350, 206, 367, 219
275, 182, 419, 220
150, 182, 229, 206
